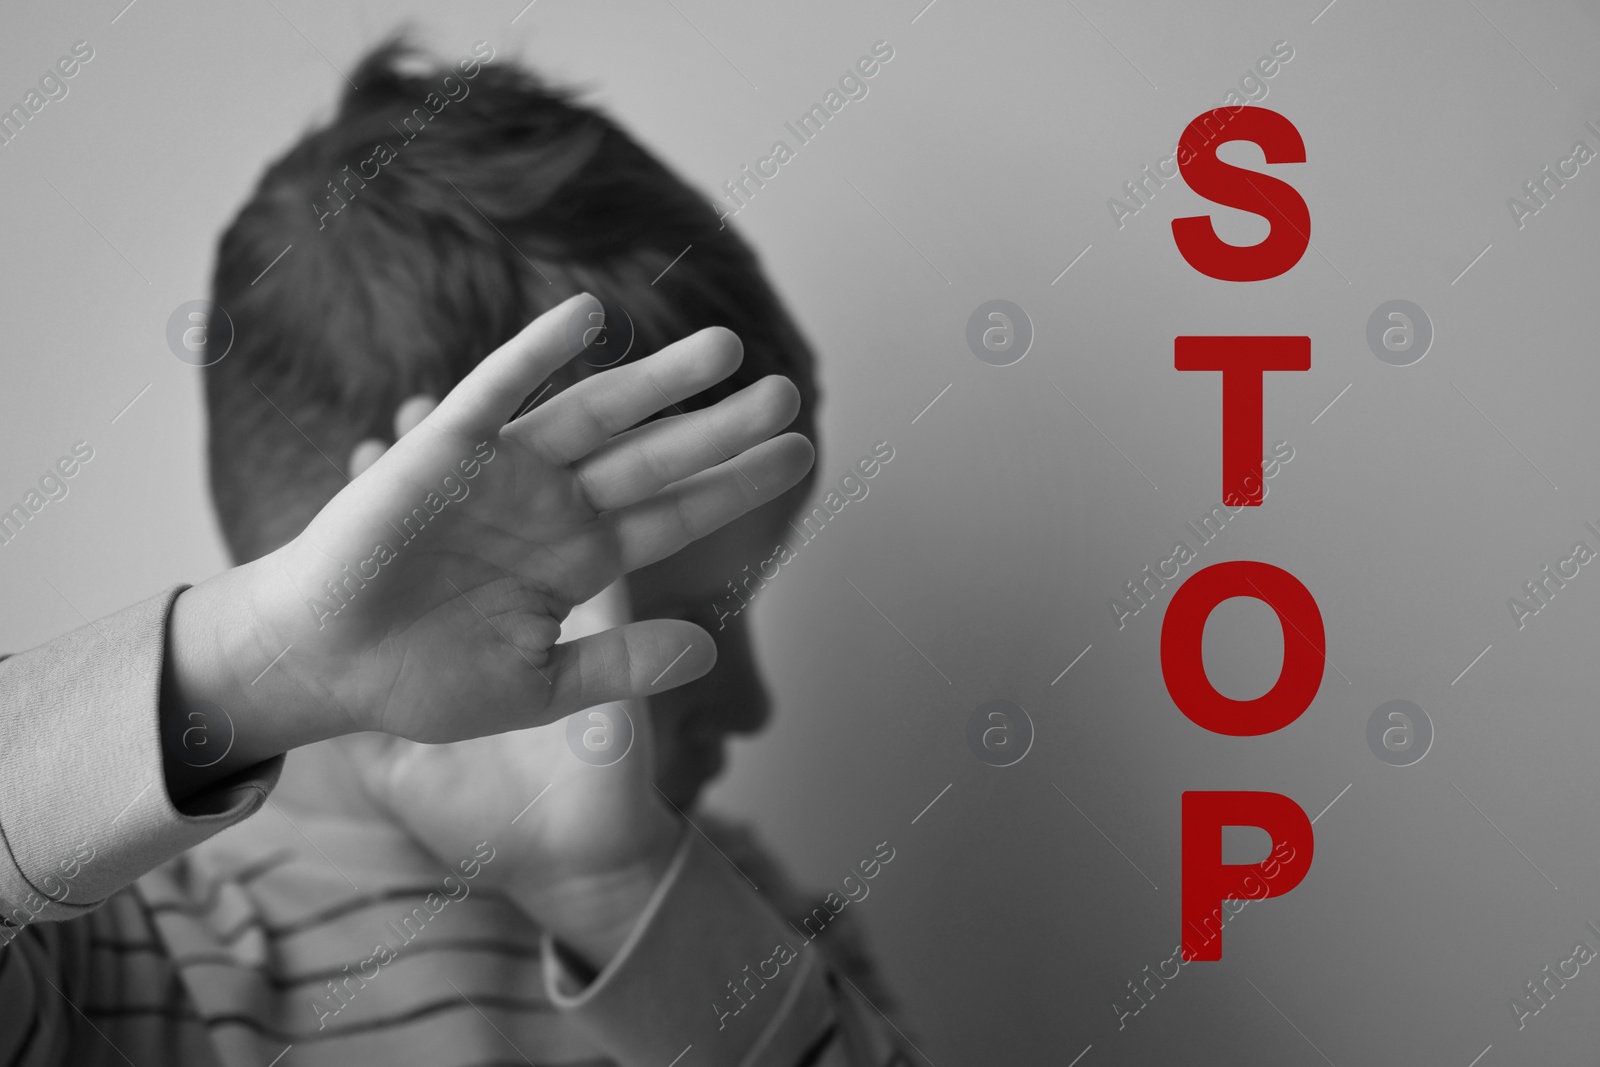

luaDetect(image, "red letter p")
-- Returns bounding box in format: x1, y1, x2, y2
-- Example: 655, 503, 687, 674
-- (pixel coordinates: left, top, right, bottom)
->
1182, 790, 1314, 961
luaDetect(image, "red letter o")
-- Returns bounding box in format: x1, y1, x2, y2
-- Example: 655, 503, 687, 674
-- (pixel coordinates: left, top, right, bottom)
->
1160, 560, 1324, 736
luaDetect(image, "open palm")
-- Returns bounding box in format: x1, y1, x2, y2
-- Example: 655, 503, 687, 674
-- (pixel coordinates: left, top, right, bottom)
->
250, 293, 810, 744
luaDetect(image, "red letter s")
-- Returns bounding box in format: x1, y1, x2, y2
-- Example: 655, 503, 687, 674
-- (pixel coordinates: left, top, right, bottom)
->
1172, 107, 1309, 281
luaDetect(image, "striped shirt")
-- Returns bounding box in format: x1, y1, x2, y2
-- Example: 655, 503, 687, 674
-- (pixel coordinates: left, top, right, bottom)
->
0, 590, 916, 1067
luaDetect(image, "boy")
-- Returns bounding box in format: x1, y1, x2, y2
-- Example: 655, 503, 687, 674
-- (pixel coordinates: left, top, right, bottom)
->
0, 40, 914, 1067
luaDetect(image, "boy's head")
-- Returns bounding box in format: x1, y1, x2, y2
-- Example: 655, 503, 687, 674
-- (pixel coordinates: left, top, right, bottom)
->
205, 39, 819, 808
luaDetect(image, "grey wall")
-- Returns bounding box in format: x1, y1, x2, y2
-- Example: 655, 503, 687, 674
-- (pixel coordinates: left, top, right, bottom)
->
4, 0, 1600, 1063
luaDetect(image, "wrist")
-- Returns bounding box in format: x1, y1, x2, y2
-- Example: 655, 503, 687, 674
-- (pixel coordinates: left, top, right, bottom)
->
161, 558, 342, 798
509, 805, 686, 973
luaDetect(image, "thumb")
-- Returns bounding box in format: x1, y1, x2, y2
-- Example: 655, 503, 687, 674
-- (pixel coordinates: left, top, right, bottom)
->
544, 618, 715, 720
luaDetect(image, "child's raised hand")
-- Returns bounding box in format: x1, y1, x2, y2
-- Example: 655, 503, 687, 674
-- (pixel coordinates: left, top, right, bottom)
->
171, 294, 811, 760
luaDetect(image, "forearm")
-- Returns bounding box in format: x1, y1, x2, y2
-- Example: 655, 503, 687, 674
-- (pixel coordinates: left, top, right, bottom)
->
519, 823, 919, 1067
0, 586, 282, 927
503, 804, 685, 974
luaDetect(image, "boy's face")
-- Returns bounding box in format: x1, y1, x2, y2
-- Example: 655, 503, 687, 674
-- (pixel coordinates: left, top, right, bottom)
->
267, 435, 802, 812
627, 487, 800, 809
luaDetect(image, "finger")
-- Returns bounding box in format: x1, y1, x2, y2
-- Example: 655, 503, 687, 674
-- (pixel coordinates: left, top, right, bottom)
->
574, 375, 801, 512
544, 618, 716, 717
612, 432, 814, 572
512, 326, 743, 466
394, 395, 439, 439
349, 438, 389, 477
427, 292, 600, 438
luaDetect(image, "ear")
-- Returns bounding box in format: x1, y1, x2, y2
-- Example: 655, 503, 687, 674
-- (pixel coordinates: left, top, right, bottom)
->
348, 438, 388, 477
394, 395, 439, 438
349, 395, 439, 477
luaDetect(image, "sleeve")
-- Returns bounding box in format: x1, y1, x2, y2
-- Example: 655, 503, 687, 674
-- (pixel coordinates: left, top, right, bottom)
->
0, 586, 285, 1062
541, 829, 923, 1067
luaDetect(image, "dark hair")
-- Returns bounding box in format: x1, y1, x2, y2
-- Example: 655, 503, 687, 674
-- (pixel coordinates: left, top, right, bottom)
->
205, 38, 818, 563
